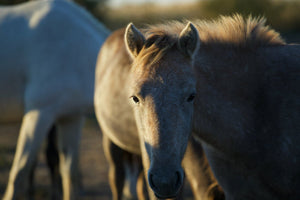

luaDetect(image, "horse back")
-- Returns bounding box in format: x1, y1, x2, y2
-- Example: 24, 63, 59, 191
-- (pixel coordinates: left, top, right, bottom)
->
0, 0, 109, 122
95, 28, 130, 79
95, 28, 141, 154
195, 43, 300, 199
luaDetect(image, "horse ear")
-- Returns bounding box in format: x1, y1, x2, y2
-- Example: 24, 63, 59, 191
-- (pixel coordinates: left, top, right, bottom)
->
178, 22, 200, 59
125, 23, 145, 58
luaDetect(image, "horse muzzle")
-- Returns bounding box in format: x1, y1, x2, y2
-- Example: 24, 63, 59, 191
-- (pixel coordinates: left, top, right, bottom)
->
148, 168, 184, 198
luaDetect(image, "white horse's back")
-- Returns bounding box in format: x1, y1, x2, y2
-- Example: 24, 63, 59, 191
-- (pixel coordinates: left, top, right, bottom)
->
0, 0, 109, 123
0, 1, 110, 199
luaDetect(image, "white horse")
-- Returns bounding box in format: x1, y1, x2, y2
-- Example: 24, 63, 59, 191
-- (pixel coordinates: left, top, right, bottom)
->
0, 0, 109, 199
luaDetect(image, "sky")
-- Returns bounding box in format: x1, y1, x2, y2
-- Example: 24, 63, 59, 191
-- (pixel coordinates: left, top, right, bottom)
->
107, 0, 198, 7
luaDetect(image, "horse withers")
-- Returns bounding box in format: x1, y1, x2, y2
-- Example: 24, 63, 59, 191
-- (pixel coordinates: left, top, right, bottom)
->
95, 24, 223, 199
0, 0, 109, 199
105, 15, 299, 200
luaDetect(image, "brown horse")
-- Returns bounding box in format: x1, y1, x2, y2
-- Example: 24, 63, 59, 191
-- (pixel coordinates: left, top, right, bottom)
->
95, 26, 223, 199
97, 15, 299, 200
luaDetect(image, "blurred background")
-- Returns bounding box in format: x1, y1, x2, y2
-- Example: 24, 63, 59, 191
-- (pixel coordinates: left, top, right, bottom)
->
0, 0, 299, 199
1, 0, 300, 42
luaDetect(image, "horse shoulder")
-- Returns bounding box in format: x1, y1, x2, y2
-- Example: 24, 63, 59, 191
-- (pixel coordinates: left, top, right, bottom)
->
95, 28, 140, 153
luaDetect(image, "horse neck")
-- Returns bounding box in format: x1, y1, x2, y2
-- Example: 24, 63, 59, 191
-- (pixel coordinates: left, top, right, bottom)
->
192, 45, 266, 154
193, 43, 300, 154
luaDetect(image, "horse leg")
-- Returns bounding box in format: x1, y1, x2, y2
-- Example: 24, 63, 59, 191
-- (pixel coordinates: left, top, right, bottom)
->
136, 169, 148, 200
27, 126, 62, 200
182, 136, 224, 200
46, 126, 62, 200
102, 134, 125, 200
123, 153, 146, 200
3, 110, 55, 200
25, 126, 61, 200
28, 154, 37, 199
56, 116, 83, 200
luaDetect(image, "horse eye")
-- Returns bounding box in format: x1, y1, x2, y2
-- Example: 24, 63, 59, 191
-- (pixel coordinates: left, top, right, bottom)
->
131, 96, 140, 104
187, 93, 196, 102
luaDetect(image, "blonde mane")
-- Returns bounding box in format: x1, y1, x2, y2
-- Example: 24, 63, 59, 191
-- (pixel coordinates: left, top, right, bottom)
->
144, 14, 285, 47
133, 14, 285, 67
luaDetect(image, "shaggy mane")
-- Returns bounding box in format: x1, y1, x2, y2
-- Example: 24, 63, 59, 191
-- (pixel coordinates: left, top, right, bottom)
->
133, 14, 285, 68
144, 14, 285, 47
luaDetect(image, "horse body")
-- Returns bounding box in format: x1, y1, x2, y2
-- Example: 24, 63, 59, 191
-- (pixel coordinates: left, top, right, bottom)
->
194, 43, 300, 199
95, 29, 141, 154
103, 15, 299, 199
0, 0, 108, 118
0, 0, 109, 199
95, 27, 222, 199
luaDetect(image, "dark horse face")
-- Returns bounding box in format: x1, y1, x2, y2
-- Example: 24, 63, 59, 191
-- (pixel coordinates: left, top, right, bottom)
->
125, 22, 199, 198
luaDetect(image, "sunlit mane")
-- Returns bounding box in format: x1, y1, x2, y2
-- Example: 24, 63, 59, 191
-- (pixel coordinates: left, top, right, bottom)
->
144, 14, 285, 47
133, 14, 285, 68
133, 33, 177, 68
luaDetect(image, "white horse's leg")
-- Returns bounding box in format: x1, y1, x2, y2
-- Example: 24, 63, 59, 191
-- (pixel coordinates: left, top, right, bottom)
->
46, 126, 62, 200
56, 116, 83, 200
3, 109, 55, 200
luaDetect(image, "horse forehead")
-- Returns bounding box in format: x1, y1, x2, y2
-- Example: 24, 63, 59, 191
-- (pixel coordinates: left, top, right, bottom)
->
138, 61, 194, 82
155, 63, 196, 88
159, 51, 192, 72
132, 50, 196, 93
133, 75, 195, 100
133, 70, 195, 96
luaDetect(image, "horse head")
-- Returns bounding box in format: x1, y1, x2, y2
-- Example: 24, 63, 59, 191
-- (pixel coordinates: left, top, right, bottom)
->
125, 22, 200, 198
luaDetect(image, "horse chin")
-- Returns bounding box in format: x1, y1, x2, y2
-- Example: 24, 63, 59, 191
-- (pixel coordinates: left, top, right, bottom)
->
154, 192, 177, 199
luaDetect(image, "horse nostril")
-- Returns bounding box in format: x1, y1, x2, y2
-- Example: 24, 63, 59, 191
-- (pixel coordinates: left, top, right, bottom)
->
148, 169, 184, 198
148, 173, 157, 190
